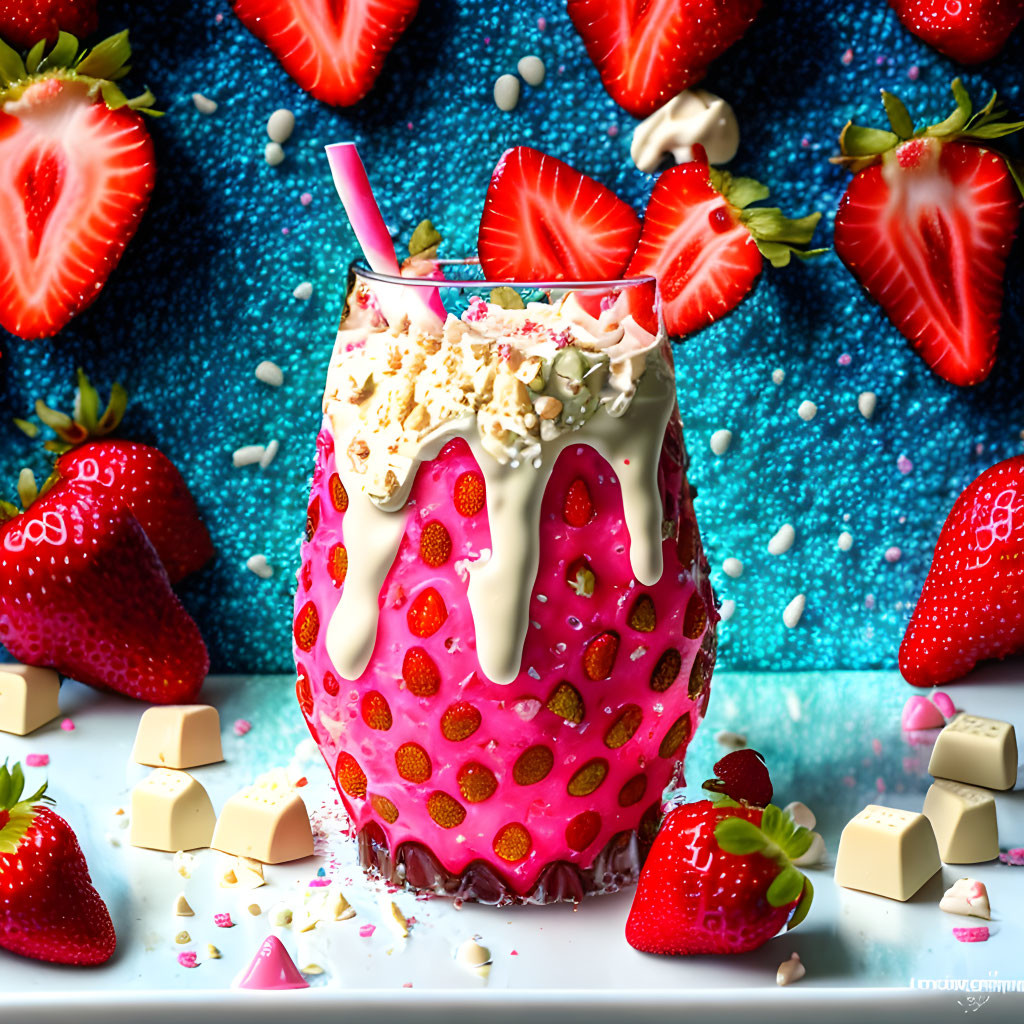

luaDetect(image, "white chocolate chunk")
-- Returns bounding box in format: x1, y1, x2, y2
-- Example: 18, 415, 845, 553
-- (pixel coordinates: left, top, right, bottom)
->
784, 801, 816, 830
174, 893, 195, 917
857, 391, 877, 419
834, 804, 940, 901
221, 855, 266, 888
327, 888, 355, 921
206, 943, 222, 959
211, 779, 314, 864
783, 594, 806, 629
928, 713, 1018, 791
493, 74, 520, 111
130, 769, 216, 852
132, 704, 224, 770
940, 878, 991, 920
922, 780, 999, 864
379, 896, 409, 938
267, 108, 295, 144
0, 663, 60, 735
776, 952, 805, 986
709, 428, 732, 456
255, 360, 284, 387
455, 939, 492, 980
768, 523, 796, 555
517, 55, 546, 86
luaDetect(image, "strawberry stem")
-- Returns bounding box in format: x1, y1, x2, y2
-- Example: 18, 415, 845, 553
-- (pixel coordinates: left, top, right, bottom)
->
33, 370, 128, 448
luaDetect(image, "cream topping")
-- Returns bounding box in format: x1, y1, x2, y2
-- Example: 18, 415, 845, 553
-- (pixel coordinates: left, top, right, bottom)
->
631, 89, 740, 173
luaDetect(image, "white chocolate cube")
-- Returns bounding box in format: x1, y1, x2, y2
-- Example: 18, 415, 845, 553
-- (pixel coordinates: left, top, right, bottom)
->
834, 804, 940, 901
211, 780, 313, 864
922, 780, 999, 864
132, 704, 224, 769
928, 713, 1018, 791
130, 769, 217, 852
0, 664, 60, 736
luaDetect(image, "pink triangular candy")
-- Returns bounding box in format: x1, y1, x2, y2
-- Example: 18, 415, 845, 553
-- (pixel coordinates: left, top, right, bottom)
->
901, 695, 945, 731
237, 935, 309, 990
932, 691, 956, 718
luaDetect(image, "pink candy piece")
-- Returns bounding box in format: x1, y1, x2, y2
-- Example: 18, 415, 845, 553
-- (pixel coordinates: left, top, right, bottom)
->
300, 192, 313, 206
901, 696, 945, 731
178, 951, 198, 968
358, 924, 376, 938
999, 848, 1024, 866
214, 913, 234, 928
237, 935, 308, 991
308, 878, 331, 887
24, 754, 49, 767
233, 719, 252, 736
932, 692, 955, 718
953, 927, 990, 943
60, 718, 75, 731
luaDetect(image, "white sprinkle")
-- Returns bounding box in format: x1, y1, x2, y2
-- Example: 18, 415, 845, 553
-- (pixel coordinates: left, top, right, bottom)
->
784, 690, 803, 722
767, 523, 795, 556
260, 439, 280, 468
629, 646, 648, 661
709, 428, 733, 456
255, 360, 284, 387
838, 531, 854, 551
232, 444, 265, 467
777, 953, 806, 987
265, 141, 285, 166
267, 108, 295, 144
517, 55, 546, 86
797, 399, 818, 421
191, 92, 218, 115
722, 557, 744, 579
246, 554, 273, 579
494, 73, 521, 111
783, 594, 806, 629
857, 391, 877, 419
715, 730, 747, 750
772, 368, 785, 385
293, 281, 313, 301
718, 599, 736, 622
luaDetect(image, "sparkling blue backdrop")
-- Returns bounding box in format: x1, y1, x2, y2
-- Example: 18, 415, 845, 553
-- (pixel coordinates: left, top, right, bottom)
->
0, 0, 1021, 674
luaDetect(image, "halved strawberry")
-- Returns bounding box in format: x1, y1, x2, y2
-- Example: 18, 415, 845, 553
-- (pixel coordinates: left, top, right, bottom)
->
234, 0, 419, 108
567, 0, 763, 119
0, 31, 158, 341
627, 150, 820, 338
833, 81, 1023, 388
478, 146, 641, 282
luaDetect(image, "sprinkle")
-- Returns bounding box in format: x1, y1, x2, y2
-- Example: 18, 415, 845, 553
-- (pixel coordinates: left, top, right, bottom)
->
783, 594, 806, 629
771, 368, 785, 385
493, 74, 521, 112
537, 16, 546, 30
838, 531, 854, 551
896, 454, 913, 475
24, 753, 49, 767
246, 554, 273, 579
838, 353, 852, 366
999, 848, 1024, 866
178, 951, 199, 968
175, 930, 191, 944
60, 718, 75, 731
264, 141, 285, 166
884, 546, 902, 563
233, 718, 252, 736
300, 192, 313, 206
768, 523, 795, 556
359, 923, 376, 938
517, 55, 546, 86
953, 926, 990, 943
255, 360, 284, 386
191, 93, 217, 115
293, 281, 313, 301
260, 439, 280, 468
908, 64, 920, 81
841, 47, 853, 64
232, 444, 265, 467
308, 878, 331, 888
709, 428, 732, 456
267, 108, 295, 144
214, 913, 234, 928
797, 400, 818, 421
316, 867, 326, 877
932, 692, 955, 718
857, 391, 877, 419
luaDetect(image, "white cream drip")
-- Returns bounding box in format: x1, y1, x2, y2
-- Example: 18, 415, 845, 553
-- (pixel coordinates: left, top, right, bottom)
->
631, 89, 740, 173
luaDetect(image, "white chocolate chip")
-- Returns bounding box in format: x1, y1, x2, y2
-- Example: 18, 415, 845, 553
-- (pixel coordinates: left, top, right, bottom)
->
174, 893, 195, 917
767, 523, 795, 556
455, 938, 492, 980
772, 368, 785, 385
718, 599, 735, 622
260, 439, 280, 469
206, 943, 222, 959
517, 55, 546, 86
797, 400, 818, 421
232, 444, 265, 467
191, 92, 218, 115
248, 903, 262, 916
494, 74, 521, 111
293, 281, 313, 301
255, 360, 284, 387
267, 108, 295, 144
783, 594, 806, 629
709, 428, 732, 456
722, 557, 744, 579
857, 391, 877, 419
264, 141, 285, 166
246, 554, 273, 579
837, 531, 854, 551
777, 953, 805, 986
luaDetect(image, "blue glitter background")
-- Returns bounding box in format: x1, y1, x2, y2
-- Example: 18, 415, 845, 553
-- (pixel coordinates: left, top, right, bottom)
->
0, 0, 1021, 674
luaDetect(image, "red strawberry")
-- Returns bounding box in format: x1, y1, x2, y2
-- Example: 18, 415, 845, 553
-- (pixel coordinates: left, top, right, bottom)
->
626, 798, 813, 955
233, 0, 419, 108
478, 146, 642, 282
833, 80, 1023, 387
0, 471, 209, 703
0, 0, 98, 50
567, 0, 762, 118
627, 151, 821, 338
703, 748, 773, 806
901, 456, 1024, 687
32, 372, 214, 583
0, 31, 158, 341
0, 762, 116, 965
888, 0, 1024, 64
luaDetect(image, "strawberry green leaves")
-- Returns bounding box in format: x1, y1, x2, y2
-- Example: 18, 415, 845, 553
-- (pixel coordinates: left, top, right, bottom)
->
34, 371, 128, 452
0, 760, 50, 814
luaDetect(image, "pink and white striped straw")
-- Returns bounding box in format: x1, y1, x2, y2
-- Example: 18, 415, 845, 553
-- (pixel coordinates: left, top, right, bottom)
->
325, 142, 445, 324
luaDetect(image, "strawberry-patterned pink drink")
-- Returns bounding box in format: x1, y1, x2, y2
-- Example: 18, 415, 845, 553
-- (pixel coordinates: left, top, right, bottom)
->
294, 268, 717, 904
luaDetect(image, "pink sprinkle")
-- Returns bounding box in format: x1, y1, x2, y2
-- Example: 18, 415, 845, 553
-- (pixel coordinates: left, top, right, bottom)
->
308, 878, 331, 888
999, 848, 1024, 866
975, 442, 985, 456
871, 738, 882, 756
464, 295, 488, 322
537, 16, 546, 30
300, 192, 313, 206
838, 353, 852, 366
511, 949, 519, 956
897, 454, 913, 474
885, 546, 902, 563
402, 982, 413, 988
865, 594, 876, 610
406, 121, 414, 131
359, 924, 376, 938
932, 692, 955, 718
908, 65, 919, 81
282, 227, 289, 235
60, 718, 75, 731
953, 926, 990, 943
178, 951, 199, 968
801, 136, 810, 149
875, 54, 886, 66
233, 719, 252, 736
215, 12, 223, 23
483, 36, 490, 45
25, 754, 49, 767
214, 913, 234, 928
607, 124, 619, 138
841, 48, 853, 65
876, 777, 886, 793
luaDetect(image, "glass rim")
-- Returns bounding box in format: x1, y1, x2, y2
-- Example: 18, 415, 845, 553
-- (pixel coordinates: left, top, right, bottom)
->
353, 259, 656, 292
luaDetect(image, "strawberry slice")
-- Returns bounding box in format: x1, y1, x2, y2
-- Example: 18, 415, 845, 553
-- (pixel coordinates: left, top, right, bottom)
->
626, 151, 820, 338
478, 146, 642, 282
0, 31, 157, 341
833, 80, 1023, 387
234, 0, 420, 108
567, 0, 763, 119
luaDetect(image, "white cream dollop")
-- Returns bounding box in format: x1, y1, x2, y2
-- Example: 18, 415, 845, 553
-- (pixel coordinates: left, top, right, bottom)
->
631, 89, 740, 173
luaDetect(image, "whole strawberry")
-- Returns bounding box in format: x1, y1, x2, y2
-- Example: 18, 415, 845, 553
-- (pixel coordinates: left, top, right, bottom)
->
901, 456, 1024, 687
33, 371, 214, 583
0, 761, 116, 965
0, 0, 98, 50
703, 748, 773, 806
833, 80, 1023, 387
626, 798, 813, 955
0, 471, 208, 703
888, 0, 1024, 64
0, 30, 157, 340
